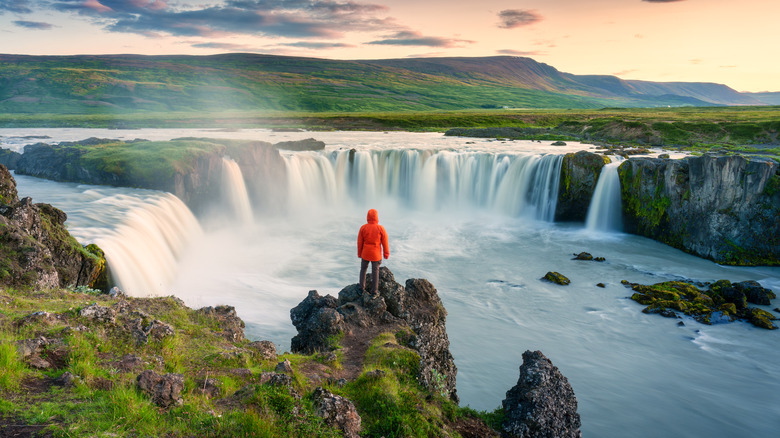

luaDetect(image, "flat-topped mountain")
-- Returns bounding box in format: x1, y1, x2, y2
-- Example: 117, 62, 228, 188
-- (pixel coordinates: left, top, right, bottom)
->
0, 53, 772, 114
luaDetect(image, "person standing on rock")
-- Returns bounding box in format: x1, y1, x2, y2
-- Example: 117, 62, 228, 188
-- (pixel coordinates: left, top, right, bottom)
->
358, 208, 389, 295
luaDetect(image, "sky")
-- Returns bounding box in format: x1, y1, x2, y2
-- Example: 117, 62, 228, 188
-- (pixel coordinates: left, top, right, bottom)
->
0, 0, 777, 92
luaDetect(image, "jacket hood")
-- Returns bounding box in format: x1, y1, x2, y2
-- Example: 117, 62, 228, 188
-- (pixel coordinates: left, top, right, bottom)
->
366, 208, 378, 224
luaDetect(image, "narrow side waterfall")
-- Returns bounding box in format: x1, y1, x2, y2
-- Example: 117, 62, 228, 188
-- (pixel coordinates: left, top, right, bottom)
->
221, 157, 254, 224
585, 159, 624, 232
95, 193, 203, 296
282, 149, 564, 221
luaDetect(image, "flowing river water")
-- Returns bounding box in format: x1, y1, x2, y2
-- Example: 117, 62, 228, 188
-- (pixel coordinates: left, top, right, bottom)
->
3, 128, 779, 437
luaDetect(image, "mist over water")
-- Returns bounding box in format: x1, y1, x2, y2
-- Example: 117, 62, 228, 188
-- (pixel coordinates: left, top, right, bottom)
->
8, 129, 780, 438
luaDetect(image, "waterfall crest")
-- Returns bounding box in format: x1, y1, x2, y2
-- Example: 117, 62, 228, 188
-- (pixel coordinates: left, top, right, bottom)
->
282, 149, 564, 221
96, 193, 202, 296
585, 159, 624, 232
221, 157, 254, 224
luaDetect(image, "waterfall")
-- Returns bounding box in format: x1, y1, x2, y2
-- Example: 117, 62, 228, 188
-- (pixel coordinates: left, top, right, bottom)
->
222, 157, 254, 224
282, 149, 563, 221
585, 159, 624, 232
95, 193, 203, 296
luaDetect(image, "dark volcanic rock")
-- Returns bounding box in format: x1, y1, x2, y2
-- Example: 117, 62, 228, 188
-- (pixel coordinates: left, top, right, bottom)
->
502, 350, 581, 438
0, 148, 21, 170
274, 138, 326, 151
136, 370, 184, 408
618, 154, 779, 265
542, 272, 570, 285
247, 340, 277, 361
555, 151, 609, 222
312, 387, 362, 438
196, 305, 245, 342
290, 267, 459, 402
0, 165, 107, 290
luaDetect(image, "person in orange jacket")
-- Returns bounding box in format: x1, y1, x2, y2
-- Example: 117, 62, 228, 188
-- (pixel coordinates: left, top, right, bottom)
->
357, 208, 389, 294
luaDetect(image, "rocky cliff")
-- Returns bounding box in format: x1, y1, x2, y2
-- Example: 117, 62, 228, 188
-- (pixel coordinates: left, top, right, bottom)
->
12, 138, 287, 214
618, 154, 780, 265
0, 165, 107, 290
556, 151, 609, 222
290, 267, 459, 403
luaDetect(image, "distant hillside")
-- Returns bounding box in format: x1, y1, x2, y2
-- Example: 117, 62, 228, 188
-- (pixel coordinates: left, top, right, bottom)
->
0, 53, 772, 114
745, 92, 780, 105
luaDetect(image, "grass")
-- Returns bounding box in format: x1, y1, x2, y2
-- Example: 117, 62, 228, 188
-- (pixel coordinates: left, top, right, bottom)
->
0, 286, 500, 437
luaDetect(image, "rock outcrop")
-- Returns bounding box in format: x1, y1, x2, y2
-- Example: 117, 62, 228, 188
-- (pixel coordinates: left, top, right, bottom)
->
13, 138, 287, 214
274, 138, 326, 151
136, 370, 185, 408
555, 151, 609, 222
311, 387, 362, 438
290, 267, 459, 402
502, 350, 581, 438
0, 165, 107, 289
618, 153, 780, 265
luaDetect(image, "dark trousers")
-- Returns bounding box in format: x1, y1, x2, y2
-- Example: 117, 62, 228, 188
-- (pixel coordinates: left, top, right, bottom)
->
359, 259, 381, 293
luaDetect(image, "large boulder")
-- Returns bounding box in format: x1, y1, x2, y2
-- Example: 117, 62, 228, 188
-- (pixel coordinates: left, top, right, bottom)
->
0, 165, 107, 289
618, 154, 779, 265
502, 350, 581, 438
136, 370, 184, 408
290, 267, 459, 402
311, 387, 362, 438
555, 151, 610, 222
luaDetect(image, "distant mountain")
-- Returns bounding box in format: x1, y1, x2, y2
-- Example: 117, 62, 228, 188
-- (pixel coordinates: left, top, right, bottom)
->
0, 53, 771, 114
744, 92, 780, 105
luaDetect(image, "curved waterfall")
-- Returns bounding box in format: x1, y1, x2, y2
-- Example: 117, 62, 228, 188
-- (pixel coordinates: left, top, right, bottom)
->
96, 193, 203, 296
585, 159, 624, 232
222, 157, 254, 224
282, 149, 564, 221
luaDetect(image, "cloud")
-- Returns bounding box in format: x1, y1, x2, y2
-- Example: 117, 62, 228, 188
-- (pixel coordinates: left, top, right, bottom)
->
613, 69, 639, 76
497, 49, 543, 56
367, 30, 473, 47
190, 42, 257, 51
13, 20, 55, 29
498, 9, 542, 29
0, 0, 34, 14
44, 0, 396, 39
281, 41, 356, 49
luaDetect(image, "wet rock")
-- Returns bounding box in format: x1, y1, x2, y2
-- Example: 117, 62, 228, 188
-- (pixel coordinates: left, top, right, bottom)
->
551, 141, 567, 146
136, 370, 184, 408
502, 350, 581, 438
596, 283, 606, 288
196, 305, 245, 342
745, 308, 778, 330
593, 257, 605, 262
274, 138, 326, 151
572, 252, 593, 261
556, 151, 609, 222
247, 340, 277, 361
733, 280, 777, 305
312, 387, 362, 438
542, 272, 570, 285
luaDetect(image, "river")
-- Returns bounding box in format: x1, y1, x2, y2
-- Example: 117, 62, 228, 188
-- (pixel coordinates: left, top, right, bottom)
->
4, 128, 779, 437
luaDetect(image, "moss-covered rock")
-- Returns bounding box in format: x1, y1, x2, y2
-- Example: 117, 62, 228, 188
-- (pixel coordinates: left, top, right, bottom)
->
542, 271, 571, 285
626, 279, 777, 330
555, 151, 609, 222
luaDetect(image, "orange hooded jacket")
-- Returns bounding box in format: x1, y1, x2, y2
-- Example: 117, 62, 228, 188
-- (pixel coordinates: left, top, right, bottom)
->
358, 209, 389, 262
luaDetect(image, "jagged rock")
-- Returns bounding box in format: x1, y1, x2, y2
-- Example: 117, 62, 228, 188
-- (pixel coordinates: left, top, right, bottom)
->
502, 350, 581, 438
247, 340, 277, 361
267, 372, 293, 388
290, 267, 459, 403
79, 303, 116, 324
542, 272, 570, 285
0, 165, 108, 289
146, 320, 176, 342
312, 387, 362, 438
733, 280, 777, 305
126, 313, 176, 345
136, 370, 184, 408
618, 154, 779, 266
196, 305, 245, 342
746, 308, 778, 330
275, 359, 294, 374
108, 286, 125, 298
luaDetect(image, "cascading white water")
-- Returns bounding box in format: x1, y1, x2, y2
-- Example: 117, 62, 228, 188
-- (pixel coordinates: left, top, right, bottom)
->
586, 158, 624, 232
283, 149, 564, 221
95, 193, 202, 296
221, 157, 254, 224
